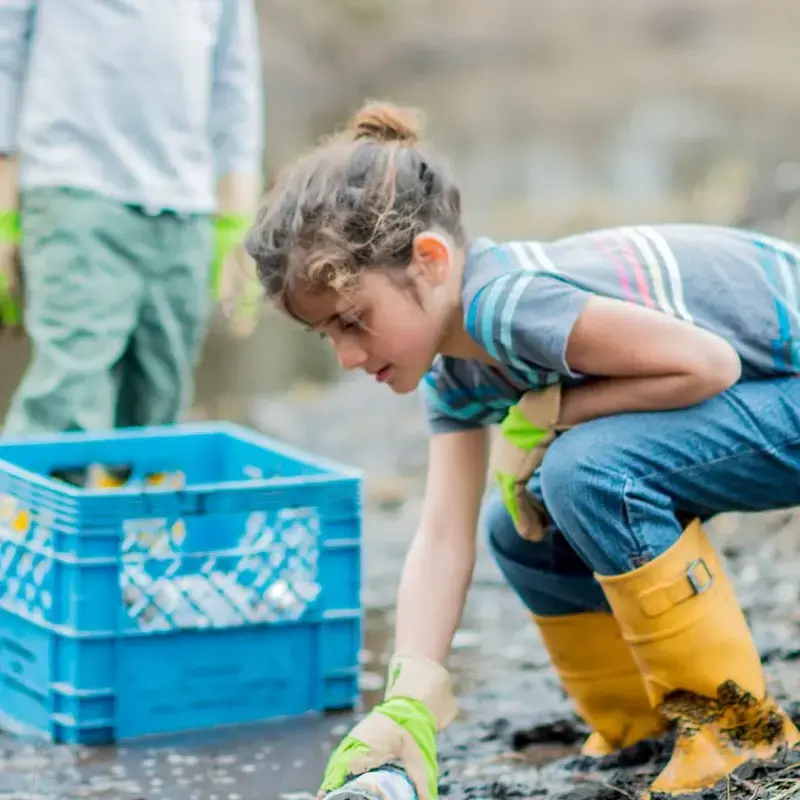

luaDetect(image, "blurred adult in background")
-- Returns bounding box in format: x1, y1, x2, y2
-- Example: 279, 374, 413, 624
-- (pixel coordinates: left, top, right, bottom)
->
0, 0, 265, 442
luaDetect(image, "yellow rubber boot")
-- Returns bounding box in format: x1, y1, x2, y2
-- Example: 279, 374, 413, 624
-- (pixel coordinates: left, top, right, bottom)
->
533, 611, 666, 756
597, 519, 799, 795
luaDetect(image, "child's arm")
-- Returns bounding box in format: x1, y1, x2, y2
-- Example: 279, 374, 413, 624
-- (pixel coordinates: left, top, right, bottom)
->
394, 426, 489, 662
318, 427, 488, 800
559, 295, 742, 427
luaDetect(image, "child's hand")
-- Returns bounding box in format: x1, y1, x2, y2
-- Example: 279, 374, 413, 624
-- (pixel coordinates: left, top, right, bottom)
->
317, 655, 457, 800
492, 384, 562, 541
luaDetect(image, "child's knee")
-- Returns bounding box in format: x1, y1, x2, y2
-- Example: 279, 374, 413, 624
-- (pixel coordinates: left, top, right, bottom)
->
539, 428, 633, 568
538, 428, 674, 573
539, 429, 611, 526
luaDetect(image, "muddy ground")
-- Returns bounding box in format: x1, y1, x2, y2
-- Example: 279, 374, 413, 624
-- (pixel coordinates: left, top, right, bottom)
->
1, 373, 799, 799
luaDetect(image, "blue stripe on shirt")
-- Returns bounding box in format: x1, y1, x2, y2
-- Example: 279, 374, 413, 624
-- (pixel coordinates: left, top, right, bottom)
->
753, 240, 794, 370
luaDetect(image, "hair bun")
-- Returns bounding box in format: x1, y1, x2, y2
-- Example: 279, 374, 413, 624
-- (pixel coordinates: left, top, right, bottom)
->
350, 101, 423, 145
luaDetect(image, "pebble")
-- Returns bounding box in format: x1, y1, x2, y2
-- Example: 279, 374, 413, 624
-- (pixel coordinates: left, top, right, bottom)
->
452, 629, 482, 649
8, 755, 41, 771
358, 670, 385, 691
740, 564, 760, 584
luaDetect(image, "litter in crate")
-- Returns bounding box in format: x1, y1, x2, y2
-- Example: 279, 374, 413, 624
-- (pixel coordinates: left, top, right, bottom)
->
49, 464, 187, 490
120, 508, 323, 631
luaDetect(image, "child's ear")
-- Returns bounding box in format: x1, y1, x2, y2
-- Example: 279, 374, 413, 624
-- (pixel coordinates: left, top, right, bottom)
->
411, 231, 452, 287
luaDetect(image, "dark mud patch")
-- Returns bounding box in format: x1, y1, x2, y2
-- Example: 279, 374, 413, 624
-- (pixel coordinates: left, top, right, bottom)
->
438, 707, 800, 799
437, 714, 667, 800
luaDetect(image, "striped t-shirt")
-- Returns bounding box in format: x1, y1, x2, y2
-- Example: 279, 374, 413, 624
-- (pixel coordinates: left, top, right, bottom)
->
421, 223, 800, 433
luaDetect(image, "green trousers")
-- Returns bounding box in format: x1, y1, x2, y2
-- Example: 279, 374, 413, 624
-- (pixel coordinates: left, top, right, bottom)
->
4, 188, 212, 435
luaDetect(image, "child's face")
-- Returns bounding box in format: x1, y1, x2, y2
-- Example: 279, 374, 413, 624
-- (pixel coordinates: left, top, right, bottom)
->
283, 235, 459, 394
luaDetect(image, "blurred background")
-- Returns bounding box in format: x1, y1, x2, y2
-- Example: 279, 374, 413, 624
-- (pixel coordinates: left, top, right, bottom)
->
4, 0, 800, 424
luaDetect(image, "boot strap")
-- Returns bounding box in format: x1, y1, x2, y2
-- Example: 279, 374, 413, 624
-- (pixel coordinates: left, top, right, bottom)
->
638, 556, 714, 618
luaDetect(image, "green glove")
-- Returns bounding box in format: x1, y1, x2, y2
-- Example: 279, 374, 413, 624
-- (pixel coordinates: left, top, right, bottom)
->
319, 696, 438, 798
495, 403, 551, 528
490, 386, 562, 541
0, 209, 21, 328
0, 209, 20, 245
317, 655, 458, 800
211, 213, 251, 299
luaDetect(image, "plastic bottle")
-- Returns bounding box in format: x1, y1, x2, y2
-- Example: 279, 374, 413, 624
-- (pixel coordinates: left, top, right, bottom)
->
324, 766, 417, 800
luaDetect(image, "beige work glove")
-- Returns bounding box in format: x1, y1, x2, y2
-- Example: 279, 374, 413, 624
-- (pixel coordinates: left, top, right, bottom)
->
491, 385, 564, 542
317, 655, 458, 800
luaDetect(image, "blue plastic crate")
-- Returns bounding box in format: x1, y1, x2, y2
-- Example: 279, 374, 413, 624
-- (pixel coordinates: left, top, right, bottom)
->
0, 422, 363, 744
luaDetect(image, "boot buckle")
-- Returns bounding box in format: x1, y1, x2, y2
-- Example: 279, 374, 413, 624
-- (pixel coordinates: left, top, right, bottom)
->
686, 558, 713, 595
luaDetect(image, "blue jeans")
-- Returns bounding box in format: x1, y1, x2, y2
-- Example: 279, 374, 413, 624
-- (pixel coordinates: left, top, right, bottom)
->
484, 376, 800, 616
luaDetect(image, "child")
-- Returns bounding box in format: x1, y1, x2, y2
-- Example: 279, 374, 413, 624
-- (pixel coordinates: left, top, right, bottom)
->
244, 102, 800, 799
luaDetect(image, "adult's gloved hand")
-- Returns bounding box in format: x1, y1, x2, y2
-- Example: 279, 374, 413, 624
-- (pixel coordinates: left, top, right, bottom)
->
0, 230, 21, 330
213, 172, 263, 338
317, 655, 458, 800
0, 155, 23, 331
212, 213, 263, 337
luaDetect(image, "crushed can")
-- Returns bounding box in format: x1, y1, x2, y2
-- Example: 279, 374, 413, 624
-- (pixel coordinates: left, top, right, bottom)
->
324, 766, 417, 800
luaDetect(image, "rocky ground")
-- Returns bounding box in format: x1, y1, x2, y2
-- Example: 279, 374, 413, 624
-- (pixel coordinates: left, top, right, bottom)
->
1, 372, 799, 799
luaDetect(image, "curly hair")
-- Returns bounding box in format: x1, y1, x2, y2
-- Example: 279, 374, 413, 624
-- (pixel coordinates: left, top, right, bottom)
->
244, 101, 465, 302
